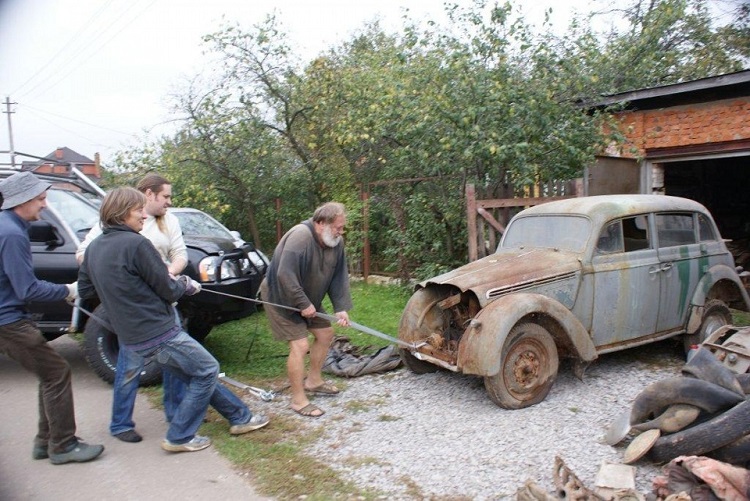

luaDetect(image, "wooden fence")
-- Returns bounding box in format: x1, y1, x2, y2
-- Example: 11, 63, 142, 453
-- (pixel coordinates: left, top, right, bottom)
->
466, 179, 583, 261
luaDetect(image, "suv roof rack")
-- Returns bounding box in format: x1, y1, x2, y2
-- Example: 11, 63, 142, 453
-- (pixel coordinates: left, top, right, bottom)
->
0, 168, 105, 197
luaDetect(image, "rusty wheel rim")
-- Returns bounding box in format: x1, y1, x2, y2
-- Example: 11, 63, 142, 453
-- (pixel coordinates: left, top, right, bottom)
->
503, 337, 549, 398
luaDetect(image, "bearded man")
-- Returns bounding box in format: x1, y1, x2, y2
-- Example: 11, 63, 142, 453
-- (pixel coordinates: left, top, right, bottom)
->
260, 202, 352, 418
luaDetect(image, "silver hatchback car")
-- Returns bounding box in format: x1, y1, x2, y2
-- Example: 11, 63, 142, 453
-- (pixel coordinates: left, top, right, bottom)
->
398, 195, 750, 409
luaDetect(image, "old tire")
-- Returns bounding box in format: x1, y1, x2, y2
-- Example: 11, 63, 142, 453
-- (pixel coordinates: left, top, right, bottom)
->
710, 433, 750, 465
683, 299, 731, 352
630, 377, 744, 425
484, 322, 559, 409
82, 304, 162, 387
649, 399, 750, 463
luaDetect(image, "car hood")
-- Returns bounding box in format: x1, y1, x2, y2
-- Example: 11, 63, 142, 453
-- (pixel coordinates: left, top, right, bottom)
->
420, 248, 582, 307
183, 235, 238, 254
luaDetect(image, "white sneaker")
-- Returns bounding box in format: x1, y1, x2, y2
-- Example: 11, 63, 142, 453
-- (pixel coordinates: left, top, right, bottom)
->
161, 435, 212, 452
229, 414, 270, 435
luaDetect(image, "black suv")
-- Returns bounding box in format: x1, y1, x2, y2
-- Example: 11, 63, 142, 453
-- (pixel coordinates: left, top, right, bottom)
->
1, 169, 265, 385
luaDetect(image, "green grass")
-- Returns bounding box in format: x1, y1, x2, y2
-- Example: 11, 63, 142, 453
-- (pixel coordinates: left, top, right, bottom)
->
203, 280, 412, 384
198, 280, 412, 500
732, 308, 750, 326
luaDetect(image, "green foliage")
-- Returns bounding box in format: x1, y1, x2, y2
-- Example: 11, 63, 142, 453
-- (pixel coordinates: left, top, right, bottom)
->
567, 0, 749, 94
109, 0, 748, 279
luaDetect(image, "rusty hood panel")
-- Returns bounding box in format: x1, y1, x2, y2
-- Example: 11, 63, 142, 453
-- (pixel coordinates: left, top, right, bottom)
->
420, 249, 583, 307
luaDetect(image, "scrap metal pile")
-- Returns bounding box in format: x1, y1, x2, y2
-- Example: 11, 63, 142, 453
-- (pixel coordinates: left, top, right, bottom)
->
519, 326, 750, 501
607, 325, 750, 466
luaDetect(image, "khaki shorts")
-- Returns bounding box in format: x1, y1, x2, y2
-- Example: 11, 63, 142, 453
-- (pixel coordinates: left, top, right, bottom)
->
261, 280, 331, 341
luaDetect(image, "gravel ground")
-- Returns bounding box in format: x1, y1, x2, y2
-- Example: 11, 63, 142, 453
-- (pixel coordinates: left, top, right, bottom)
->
277, 341, 687, 500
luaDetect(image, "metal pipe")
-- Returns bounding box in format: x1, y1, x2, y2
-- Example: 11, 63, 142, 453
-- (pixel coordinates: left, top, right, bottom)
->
202, 288, 424, 351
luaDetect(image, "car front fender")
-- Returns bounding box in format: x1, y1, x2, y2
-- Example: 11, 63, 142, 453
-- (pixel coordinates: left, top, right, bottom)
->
457, 292, 597, 376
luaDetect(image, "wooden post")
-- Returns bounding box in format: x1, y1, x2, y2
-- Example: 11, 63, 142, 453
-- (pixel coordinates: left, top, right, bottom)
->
361, 189, 370, 282
466, 183, 477, 262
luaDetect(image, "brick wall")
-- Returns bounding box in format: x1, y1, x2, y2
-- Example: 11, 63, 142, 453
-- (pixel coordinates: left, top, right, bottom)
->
608, 97, 750, 158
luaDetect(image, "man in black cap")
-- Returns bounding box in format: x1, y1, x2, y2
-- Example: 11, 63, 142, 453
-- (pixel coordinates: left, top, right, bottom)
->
0, 171, 104, 464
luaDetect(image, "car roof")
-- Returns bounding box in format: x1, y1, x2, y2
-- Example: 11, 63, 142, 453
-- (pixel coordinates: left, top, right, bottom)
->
516, 194, 710, 226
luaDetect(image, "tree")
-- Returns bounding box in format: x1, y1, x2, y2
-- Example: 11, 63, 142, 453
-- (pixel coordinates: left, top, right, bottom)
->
110, 0, 749, 279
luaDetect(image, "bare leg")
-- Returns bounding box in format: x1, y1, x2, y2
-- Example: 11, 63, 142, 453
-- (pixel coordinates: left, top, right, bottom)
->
304, 327, 335, 389
287, 337, 312, 411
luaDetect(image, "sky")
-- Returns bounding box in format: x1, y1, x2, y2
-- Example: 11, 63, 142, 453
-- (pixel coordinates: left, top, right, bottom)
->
0, 0, 597, 167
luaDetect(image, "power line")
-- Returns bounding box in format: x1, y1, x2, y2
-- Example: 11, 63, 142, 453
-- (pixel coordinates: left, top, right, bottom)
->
19, 102, 135, 136
20, 105, 106, 148
10, 0, 119, 97
16, 0, 159, 101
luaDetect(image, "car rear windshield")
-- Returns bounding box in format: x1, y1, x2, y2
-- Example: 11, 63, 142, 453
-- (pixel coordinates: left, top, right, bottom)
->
500, 215, 591, 253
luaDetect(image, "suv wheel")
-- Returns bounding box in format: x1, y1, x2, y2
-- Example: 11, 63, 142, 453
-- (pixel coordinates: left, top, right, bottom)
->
82, 304, 162, 386
178, 309, 212, 343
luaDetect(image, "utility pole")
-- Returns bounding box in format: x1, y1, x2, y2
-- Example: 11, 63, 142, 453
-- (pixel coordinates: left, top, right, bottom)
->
3, 96, 17, 169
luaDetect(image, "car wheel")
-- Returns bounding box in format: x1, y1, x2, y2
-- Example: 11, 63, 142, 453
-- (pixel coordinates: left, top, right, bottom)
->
683, 299, 732, 352
82, 304, 162, 386
484, 321, 559, 409
399, 349, 441, 374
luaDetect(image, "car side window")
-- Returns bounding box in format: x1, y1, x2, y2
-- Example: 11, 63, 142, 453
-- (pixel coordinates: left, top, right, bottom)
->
623, 216, 650, 251
698, 214, 717, 242
656, 213, 697, 248
596, 221, 624, 254
597, 216, 651, 254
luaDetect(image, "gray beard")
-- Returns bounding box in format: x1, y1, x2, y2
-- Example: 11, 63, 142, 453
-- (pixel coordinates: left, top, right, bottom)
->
321, 225, 341, 248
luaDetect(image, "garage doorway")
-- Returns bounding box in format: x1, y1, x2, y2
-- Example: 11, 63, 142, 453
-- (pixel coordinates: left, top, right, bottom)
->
656, 153, 750, 267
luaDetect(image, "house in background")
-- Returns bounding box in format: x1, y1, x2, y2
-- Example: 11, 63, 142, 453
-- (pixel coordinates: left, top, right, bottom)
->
587, 69, 750, 266
20, 147, 102, 183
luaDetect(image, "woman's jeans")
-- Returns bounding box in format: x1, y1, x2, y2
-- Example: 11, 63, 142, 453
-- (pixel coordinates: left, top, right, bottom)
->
120, 330, 251, 444
110, 307, 185, 435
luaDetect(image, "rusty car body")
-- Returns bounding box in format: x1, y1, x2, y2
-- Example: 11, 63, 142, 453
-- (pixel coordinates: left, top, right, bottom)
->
398, 195, 750, 409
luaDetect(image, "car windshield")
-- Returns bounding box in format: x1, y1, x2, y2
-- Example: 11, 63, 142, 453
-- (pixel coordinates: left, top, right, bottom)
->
45, 189, 100, 234
500, 215, 591, 253
173, 211, 233, 239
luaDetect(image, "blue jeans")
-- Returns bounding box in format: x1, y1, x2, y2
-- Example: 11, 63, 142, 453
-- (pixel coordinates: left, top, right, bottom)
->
131, 330, 251, 444
109, 345, 146, 435
111, 307, 186, 434
109, 344, 185, 434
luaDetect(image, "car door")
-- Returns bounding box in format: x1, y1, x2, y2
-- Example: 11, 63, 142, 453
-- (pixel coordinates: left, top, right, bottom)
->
28, 189, 98, 331
590, 215, 661, 349
654, 212, 713, 333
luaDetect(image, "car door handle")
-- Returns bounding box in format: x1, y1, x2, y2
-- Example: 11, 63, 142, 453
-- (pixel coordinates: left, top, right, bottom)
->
649, 263, 673, 274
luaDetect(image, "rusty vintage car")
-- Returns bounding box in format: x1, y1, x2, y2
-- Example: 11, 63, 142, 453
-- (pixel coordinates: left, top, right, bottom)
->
398, 194, 750, 409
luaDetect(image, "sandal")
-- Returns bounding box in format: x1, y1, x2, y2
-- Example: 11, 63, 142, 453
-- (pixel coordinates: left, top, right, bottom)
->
291, 403, 325, 418
304, 381, 340, 396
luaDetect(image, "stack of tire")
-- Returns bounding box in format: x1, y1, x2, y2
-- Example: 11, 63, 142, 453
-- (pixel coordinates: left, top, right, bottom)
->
628, 347, 750, 465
